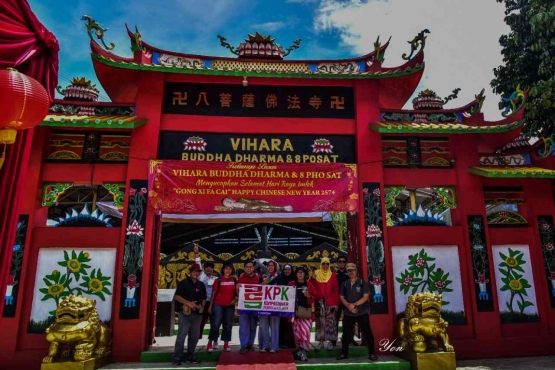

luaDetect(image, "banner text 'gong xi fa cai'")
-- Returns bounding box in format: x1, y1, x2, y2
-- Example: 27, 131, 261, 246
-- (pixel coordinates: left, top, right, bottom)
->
148, 160, 359, 214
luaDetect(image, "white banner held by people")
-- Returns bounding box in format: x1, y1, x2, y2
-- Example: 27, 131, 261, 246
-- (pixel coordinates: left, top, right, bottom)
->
238, 284, 296, 317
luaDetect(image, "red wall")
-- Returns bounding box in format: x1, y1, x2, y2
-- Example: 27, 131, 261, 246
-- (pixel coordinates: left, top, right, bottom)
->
2, 70, 555, 369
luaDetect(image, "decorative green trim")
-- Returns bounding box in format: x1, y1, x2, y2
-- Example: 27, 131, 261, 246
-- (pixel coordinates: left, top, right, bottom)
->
469, 166, 555, 178
40, 117, 147, 129
384, 186, 406, 226
370, 119, 525, 134
102, 183, 125, 210
92, 53, 425, 79
42, 183, 73, 207
432, 186, 457, 209
488, 211, 527, 225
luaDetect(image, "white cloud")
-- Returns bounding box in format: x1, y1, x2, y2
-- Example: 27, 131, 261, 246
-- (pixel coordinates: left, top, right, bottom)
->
287, 0, 317, 3
313, 0, 510, 121
252, 21, 287, 33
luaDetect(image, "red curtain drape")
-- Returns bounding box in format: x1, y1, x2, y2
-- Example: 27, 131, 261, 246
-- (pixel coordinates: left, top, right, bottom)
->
0, 0, 59, 320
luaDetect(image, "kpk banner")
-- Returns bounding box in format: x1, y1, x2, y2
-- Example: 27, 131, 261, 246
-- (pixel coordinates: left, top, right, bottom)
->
238, 284, 295, 317
148, 160, 359, 214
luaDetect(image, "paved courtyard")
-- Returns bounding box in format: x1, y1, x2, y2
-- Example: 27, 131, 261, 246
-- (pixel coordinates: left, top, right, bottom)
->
456, 356, 555, 369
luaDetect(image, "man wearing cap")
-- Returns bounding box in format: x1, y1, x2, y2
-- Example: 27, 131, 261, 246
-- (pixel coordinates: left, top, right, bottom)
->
337, 263, 378, 362
172, 262, 206, 365
194, 244, 219, 349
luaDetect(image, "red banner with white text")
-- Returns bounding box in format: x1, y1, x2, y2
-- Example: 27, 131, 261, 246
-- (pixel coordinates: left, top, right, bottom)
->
148, 160, 358, 214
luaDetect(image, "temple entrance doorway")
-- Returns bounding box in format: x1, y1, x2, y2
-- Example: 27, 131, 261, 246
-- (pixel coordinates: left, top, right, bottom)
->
148, 213, 350, 352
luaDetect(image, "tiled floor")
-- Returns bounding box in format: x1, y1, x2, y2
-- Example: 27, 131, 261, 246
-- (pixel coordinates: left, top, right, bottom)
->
455, 356, 555, 370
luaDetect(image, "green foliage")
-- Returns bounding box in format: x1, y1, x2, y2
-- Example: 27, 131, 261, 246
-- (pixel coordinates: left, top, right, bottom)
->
39, 250, 113, 314
497, 248, 534, 315
491, 0, 555, 136
395, 249, 453, 306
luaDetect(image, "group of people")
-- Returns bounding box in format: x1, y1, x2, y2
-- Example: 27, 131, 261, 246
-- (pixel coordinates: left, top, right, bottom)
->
172, 245, 378, 365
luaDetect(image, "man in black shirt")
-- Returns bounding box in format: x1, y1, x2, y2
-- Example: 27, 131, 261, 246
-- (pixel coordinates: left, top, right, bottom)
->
337, 263, 378, 362
334, 257, 353, 346
173, 263, 206, 365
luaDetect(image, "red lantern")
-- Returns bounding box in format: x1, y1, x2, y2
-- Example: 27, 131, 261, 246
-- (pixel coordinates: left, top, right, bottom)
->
0, 68, 51, 169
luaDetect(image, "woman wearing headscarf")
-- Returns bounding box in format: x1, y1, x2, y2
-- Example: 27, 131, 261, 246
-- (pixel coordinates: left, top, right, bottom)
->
279, 264, 296, 349
288, 266, 317, 362
258, 260, 281, 352
310, 257, 340, 350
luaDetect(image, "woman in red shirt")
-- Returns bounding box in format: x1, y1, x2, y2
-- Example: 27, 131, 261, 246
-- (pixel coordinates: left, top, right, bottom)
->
310, 257, 340, 350
208, 262, 237, 352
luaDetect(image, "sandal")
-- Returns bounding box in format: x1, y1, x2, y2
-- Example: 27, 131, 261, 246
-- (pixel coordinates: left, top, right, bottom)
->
336, 354, 348, 360
369, 354, 378, 361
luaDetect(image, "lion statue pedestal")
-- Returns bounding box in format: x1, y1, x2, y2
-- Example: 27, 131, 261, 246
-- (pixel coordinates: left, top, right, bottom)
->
395, 292, 456, 370
41, 295, 112, 370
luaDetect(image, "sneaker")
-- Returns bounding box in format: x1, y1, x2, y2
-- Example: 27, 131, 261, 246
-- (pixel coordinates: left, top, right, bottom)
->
213, 341, 219, 350
317, 341, 325, 350
171, 360, 182, 366
326, 341, 335, 350
369, 354, 378, 361
247, 345, 255, 351
224, 342, 231, 352
240, 347, 247, 354
206, 342, 214, 352
259, 348, 267, 353
269, 349, 276, 353
337, 354, 348, 360
299, 350, 308, 362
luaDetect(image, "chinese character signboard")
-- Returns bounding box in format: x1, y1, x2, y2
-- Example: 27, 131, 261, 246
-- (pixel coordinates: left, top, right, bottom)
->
158, 132, 356, 164
148, 160, 359, 214
238, 284, 295, 317
162, 82, 355, 118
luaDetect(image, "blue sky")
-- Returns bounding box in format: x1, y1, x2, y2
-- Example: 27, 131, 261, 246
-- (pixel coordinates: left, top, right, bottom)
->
29, 0, 510, 119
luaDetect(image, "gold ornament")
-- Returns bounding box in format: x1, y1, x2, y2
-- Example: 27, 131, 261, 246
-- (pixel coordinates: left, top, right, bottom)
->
42, 295, 112, 364
396, 292, 455, 370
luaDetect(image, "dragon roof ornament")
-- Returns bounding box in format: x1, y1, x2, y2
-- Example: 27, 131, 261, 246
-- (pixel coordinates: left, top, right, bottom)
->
402, 29, 430, 61
217, 32, 301, 60
82, 15, 115, 51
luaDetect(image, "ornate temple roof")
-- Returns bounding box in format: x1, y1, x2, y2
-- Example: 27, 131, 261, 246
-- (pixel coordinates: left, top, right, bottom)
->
370, 120, 524, 134
82, 16, 428, 105
40, 114, 146, 129
42, 75, 147, 129
469, 166, 555, 178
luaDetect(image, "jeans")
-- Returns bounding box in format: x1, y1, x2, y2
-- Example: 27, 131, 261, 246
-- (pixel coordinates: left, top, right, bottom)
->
259, 315, 280, 351
239, 314, 257, 347
209, 304, 234, 342
199, 301, 212, 340
341, 314, 375, 356
173, 312, 202, 361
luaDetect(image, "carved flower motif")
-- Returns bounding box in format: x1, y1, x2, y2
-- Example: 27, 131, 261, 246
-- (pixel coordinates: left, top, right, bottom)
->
373, 188, 380, 196
435, 281, 446, 290
542, 223, 550, 230
509, 279, 523, 291
67, 259, 82, 273
140, 188, 147, 194
366, 225, 382, 238
362, 188, 369, 194
402, 275, 413, 286
88, 278, 104, 293
504, 256, 519, 268
415, 257, 425, 268
47, 283, 65, 296
545, 243, 554, 251
126, 220, 144, 236
129, 188, 137, 196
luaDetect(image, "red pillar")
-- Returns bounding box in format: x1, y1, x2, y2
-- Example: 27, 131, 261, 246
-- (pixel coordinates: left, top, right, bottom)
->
111, 71, 164, 362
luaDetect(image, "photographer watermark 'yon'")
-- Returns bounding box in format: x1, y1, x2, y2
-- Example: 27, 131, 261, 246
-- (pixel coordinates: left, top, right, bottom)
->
379, 338, 405, 353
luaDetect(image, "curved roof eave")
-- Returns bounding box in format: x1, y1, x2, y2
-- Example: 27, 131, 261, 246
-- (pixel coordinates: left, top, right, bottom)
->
124, 24, 392, 65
